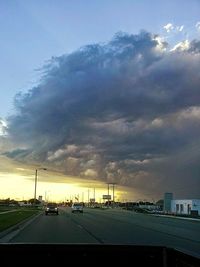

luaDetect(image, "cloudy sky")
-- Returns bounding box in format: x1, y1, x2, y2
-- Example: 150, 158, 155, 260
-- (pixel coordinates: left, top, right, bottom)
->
0, 0, 200, 201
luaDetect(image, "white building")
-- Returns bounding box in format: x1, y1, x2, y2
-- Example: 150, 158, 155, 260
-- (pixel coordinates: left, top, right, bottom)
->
171, 199, 200, 215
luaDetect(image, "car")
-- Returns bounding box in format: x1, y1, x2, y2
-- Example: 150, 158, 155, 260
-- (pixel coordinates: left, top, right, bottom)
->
45, 203, 59, 215
71, 203, 83, 213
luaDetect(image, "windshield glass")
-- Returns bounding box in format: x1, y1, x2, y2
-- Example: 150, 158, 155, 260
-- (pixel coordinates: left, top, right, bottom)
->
47, 203, 57, 207
0, 0, 200, 259
73, 203, 82, 207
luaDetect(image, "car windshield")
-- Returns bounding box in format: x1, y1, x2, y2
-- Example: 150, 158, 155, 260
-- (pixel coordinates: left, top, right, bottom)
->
73, 203, 82, 207
47, 203, 57, 207
0, 0, 200, 260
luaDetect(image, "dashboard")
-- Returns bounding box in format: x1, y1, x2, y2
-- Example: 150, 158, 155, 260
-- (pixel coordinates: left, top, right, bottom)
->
0, 244, 199, 266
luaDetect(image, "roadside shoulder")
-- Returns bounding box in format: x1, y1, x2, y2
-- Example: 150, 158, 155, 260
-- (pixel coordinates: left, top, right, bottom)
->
0, 211, 43, 242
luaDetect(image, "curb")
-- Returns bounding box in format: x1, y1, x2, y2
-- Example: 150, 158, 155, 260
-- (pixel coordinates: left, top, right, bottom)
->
149, 213, 200, 222
0, 211, 43, 242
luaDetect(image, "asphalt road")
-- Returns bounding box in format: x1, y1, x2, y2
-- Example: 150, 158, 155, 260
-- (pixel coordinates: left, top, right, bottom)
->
8, 207, 200, 257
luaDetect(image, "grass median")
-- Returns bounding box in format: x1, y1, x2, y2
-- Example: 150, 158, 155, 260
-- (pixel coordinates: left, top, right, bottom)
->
0, 209, 40, 232
0, 207, 10, 213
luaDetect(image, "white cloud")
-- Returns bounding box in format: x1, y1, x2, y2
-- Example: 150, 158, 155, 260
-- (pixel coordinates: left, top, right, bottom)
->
47, 144, 78, 161
178, 106, 200, 120
65, 144, 78, 154
153, 36, 167, 51
170, 39, 190, 51
152, 107, 200, 131
151, 118, 163, 127
82, 169, 98, 178
164, 23, 184, 34
196, 22, 200, 32
176, 25, 184, 32
0, 119, 8, 136
163, 23, 174, 33
84, 159, 96, 168
124, 159, 150, 165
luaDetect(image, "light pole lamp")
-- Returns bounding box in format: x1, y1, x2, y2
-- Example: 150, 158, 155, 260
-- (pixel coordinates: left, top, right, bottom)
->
34, 168, 47, 204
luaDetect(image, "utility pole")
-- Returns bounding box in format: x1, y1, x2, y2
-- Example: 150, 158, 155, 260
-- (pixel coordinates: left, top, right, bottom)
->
88, 189, 90, 206
111, 183, 116, 202
107, 183, 116, 205
107, 183, 110, 197
94, 188, 96, 201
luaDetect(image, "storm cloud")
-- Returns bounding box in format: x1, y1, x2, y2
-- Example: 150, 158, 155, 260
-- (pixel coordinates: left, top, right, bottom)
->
4, 31, 200, 198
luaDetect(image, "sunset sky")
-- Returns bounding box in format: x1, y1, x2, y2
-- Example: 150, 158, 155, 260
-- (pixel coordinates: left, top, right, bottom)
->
0, 1, 200, 201
0, 155, 140, 202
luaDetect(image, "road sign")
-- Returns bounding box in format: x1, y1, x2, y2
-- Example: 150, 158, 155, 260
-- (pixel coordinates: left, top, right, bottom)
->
103, 195, 111, 200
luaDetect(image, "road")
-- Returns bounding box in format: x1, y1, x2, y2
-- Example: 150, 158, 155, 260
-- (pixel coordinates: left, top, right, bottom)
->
7, 207, 200, 257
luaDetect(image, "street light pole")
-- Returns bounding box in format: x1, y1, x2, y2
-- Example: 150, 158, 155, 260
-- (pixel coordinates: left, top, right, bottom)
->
34, 168, 47, 205
34, 169, 38, 204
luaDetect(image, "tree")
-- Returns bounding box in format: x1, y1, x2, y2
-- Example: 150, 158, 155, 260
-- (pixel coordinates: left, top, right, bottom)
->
156, 199, 164, 207
28, 198, 41, 205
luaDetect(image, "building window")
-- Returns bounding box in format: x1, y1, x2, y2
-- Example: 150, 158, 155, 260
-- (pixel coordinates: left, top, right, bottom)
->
180, 204, 184, 213
187, 204, 191, 214
176, 204, 179, 212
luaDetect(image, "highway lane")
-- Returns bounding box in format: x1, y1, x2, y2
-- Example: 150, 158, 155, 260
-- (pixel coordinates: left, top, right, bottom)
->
8, 207, 200, 257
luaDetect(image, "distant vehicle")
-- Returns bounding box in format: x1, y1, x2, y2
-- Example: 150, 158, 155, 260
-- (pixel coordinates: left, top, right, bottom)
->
45, 203, 59, 215
93, 204, 101, 209
71, 203, 83, 213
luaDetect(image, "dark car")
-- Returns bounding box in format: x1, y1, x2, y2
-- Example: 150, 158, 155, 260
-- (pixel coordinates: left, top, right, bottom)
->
45, 203, 59, 215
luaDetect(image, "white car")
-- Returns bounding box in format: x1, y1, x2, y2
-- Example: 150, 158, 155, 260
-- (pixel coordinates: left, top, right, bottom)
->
71, 203, 83, 213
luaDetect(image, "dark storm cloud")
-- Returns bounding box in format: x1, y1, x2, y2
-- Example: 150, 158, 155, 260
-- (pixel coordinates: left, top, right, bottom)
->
5, 31, 200, 198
